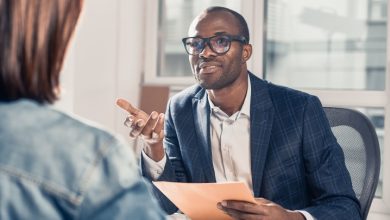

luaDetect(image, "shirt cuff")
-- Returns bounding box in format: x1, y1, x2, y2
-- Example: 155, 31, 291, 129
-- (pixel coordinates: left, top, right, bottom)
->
298, 210, 316, 220
141, 150, 167, 180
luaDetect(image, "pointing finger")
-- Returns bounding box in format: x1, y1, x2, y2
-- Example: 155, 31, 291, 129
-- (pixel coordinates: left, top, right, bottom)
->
116, 98, 140, 115
116, 98, 149, 122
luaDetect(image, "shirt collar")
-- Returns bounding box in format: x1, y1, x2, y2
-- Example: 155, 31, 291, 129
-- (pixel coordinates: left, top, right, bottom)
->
241, 76, 251, 117
208, 75, 251, 118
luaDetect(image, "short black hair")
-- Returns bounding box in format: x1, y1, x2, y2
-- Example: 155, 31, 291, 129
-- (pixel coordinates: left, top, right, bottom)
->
205, 6, 250, 43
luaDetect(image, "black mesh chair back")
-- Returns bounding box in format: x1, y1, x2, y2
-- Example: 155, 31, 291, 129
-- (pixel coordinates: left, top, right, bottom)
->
324, 107, 381, 220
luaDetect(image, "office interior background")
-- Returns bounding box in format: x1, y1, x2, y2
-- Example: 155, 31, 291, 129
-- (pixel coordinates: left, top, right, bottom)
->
58, 0, 389, 219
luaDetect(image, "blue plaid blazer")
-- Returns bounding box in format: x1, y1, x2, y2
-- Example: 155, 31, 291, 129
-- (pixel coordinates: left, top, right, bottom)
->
142, 72, 361, 220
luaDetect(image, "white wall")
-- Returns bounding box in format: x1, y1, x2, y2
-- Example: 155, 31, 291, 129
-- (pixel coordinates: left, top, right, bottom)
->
58, 0, 146, 143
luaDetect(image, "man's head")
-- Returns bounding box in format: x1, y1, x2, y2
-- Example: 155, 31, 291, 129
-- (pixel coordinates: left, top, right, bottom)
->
183, 7, 252, 90
0, 0, 83, 104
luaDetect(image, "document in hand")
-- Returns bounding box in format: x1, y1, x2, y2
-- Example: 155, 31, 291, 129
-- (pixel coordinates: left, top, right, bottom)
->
152, 181, 256, 220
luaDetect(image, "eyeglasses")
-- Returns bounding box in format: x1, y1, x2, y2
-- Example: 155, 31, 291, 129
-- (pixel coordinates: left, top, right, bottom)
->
182, 34, 248, 55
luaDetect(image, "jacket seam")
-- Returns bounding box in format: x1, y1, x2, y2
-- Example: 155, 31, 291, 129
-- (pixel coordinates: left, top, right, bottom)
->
0, 166, 82, 206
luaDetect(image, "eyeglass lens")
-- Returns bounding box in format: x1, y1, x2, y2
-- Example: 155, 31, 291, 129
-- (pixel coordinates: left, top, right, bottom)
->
185, 35, 232, 55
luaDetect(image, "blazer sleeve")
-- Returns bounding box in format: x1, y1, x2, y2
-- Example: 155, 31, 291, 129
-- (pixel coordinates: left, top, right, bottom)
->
301, 96, 361, 220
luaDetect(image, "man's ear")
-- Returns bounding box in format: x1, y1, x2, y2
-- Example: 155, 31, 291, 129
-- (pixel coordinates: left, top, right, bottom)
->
242, 44, 252, 63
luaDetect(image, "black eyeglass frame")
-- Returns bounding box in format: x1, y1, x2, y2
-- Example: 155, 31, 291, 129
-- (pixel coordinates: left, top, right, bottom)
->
181, 34, 248, 55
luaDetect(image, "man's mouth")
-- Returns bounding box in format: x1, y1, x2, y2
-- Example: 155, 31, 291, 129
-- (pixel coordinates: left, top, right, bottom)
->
198, 62, 221, 74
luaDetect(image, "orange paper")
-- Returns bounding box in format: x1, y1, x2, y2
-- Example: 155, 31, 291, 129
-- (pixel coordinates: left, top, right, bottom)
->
153, 181, 256, 220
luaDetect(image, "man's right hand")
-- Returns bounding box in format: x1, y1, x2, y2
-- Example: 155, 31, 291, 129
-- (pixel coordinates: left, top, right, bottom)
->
116, 98, 165, 161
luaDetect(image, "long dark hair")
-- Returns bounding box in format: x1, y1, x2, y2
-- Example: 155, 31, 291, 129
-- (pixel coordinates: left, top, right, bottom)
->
0, 0, 83, 103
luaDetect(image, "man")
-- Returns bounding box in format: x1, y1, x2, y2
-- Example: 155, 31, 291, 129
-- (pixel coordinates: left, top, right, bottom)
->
117, 6, 361, 220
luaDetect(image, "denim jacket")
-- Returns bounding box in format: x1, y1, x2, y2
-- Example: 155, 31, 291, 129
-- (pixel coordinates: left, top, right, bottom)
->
0, 99, 166, 220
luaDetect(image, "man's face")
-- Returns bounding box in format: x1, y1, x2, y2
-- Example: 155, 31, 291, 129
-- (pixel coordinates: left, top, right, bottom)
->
187, 11, 251, 90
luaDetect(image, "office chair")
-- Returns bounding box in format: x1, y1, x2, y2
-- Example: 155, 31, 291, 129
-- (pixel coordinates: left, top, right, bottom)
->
323, 107, 381, 220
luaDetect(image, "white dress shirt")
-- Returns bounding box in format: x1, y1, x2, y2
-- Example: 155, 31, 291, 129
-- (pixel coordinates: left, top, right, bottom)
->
142, 76, 314, 220
208, 78, 252, 191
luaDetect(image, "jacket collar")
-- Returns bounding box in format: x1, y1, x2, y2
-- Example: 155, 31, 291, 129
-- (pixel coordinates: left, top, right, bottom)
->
248, 72, 275, 196
191, 72, 275, 191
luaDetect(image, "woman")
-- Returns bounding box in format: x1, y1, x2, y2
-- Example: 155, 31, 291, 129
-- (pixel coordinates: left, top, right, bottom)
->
0, 0, 165, 219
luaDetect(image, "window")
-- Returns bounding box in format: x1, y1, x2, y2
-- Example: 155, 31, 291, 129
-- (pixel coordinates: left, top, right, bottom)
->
264, 0, 389, 217
265, 0, 386, 91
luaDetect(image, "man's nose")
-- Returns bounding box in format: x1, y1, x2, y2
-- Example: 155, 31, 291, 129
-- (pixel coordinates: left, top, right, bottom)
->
199, 43, 216, 58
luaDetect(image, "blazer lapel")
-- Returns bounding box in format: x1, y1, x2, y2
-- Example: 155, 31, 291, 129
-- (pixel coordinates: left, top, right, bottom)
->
249, 73, 275, 197
192, 89, 216, 182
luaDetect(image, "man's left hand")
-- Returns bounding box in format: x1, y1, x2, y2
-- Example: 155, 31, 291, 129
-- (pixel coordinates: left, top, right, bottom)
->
217, 198, 305, 220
